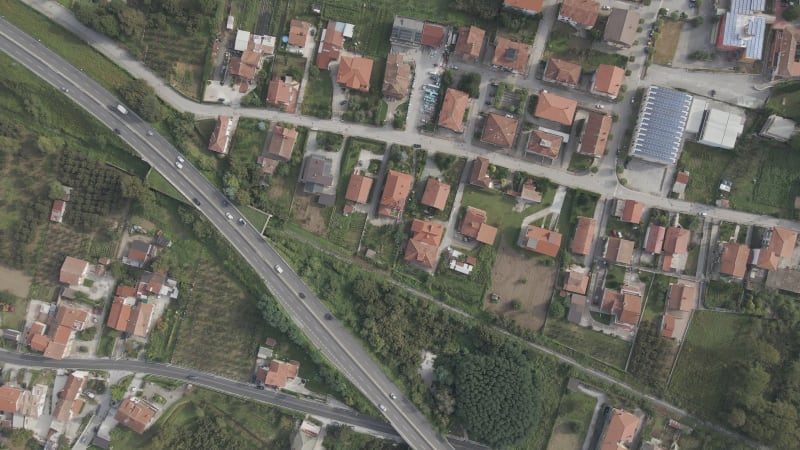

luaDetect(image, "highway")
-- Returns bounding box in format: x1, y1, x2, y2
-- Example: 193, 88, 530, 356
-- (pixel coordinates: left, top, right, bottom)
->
0, 19, 452, 450
0, 350, 486, 450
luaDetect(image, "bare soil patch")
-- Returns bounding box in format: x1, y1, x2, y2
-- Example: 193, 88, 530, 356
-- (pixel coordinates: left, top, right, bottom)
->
0, 265, 32, 298
485, 239, 557, 331
171, 63, 203, 99
546, 422, 583, 450
653, 21, 684, 65
291, 188, 329, 235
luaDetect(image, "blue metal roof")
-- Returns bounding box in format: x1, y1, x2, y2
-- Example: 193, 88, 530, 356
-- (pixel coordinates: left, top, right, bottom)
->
630, 86, 692, 164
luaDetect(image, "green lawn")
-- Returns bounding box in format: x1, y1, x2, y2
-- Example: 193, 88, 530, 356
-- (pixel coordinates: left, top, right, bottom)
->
667, 311, 758, 419
678, 141, 735, 205
545, 22, 628, 71
604, 264, 626, 290
766, 80, 800, 121
241, 206, 272, 232
643, 274, 674, 321
301, 69, 333, 119
545, 390, 597, 450
544, 320, 631, 369
704, 280, 743, 309
461, 186, 555, 243
145, 170, 187, 203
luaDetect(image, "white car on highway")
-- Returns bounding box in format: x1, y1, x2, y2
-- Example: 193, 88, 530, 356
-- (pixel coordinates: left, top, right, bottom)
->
175, 161, 183, 169
225, 212, 234, 220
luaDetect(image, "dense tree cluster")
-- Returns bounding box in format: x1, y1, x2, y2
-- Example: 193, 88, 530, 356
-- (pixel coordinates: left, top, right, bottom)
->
452, 0, 503, 19
56, 149, 122, 231
149, 415, 248, 450
628, 320, 672, 390
74, 0, 217, 40
457, 73, 482, 98
723, 292, 800, 448
324, 425, 408, 450
315, 132, 344, 152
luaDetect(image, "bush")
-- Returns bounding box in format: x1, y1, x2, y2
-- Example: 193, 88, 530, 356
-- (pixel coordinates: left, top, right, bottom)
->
783, 6, 799, 20
629, 55, 636, 62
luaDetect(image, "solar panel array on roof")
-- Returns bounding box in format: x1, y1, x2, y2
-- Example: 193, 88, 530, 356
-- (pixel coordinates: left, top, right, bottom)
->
722, 13, 765, 60
731, 0, 764, 14
630, 86, 692, 164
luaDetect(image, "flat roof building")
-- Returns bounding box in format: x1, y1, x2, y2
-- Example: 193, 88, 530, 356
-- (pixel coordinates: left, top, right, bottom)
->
630, 85, 692, 164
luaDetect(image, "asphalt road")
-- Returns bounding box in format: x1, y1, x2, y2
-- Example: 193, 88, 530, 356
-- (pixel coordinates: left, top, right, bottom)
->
0, 19, 452, 450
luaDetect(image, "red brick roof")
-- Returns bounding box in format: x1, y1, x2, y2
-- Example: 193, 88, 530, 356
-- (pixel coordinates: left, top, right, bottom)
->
535, 92, 577, 126
382, 53, 412, 99
378, 170, 414, 218
769, 226, 798, 258
50, 200, 65, 223
208, 116, 231, 153
266, 78, 300, 112
668, 283, 695, 312
605, 237, 634, 264
645, 224, 666, 254
481, 113, 519, 148
621, 200, 643, 223
345, 174, 373, 204
524, 226, 563, 257
579, 112, 612, 157
571, 217, 596, 256
592, 64, 625, 97
54, 373, 87, 422
675, 171, 690, 184
454, 26, 485, 61
420, 178, 451, 210
618, 293, 641, 325
115, 398, 157, 434
560, 0, 600, 28
504, 0, 544, 13
267, 126, 298, 161
421, 23, 446, 47
661, 313, 677, 337
543, 58, 582, 86
565, 271, 589, 294
59, 256, 89, 285
337, 56, 373, 92
438, 88, 469, 132
492, 37, 532, 73
0, 386, 21, 414
527, 129, 564, 159
720, 242, 750, 278
469, 157, 492, 188
128, 303, 153, 338
288, 20, 311, 47
107, 297, 132, 332
405, 220, 445, 268
600, 409, 640, 450
263, 360, 300, 388
315, 21, 343, 69
663, 227, 690, 255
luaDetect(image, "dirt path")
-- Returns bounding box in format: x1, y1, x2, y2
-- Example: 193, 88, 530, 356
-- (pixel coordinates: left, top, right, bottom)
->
0, 265, 32, 298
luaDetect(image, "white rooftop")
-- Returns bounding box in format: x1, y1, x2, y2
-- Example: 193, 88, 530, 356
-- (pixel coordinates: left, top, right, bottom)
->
697, 108, 745, 150
685, 98, 708, 133
234, 29, 250, 52
760, 115, 796, 141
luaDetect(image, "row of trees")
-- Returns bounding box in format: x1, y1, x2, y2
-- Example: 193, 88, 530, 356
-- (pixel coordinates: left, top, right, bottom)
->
628, 320, 672, 390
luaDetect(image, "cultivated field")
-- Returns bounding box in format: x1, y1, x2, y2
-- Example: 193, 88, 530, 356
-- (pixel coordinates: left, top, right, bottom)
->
485, 240, 557, 331
0, 266, 31, 299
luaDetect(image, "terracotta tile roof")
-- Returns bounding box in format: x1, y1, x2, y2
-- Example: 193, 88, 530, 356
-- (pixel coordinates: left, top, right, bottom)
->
521, 183, 543, 202
405, 220, 445, 267
661, 313, 677, 337
663, 227, 690, 254
378, 170, 414, 218
337, 56, 373, 92
605, 237, 634, 264
601, 409, 640, 450
481, 113, 519, 148
208, 116, 232, 153
527, 129, 564, 159
469, 157, 492, 188
720, 242, 750, 278
315, 21, 343, 69
107, 297, 132, 332
257, 156, 280, 175
668, 283, 695, 312
421, 23, 446, 47
676, 171, 690, 184
115, 398, 157, 434
492, 37, 532, 73
127, 241, 152, 265
579, 112, 612, 157
54, 373, 86, 422
56, 306, 88, 332
128, 303, 153, 338
769, 26, 800, 81
560, 0, 600, 28
524, 226, 563, 257
459, 207, 499, 245
565, 271, 589, 294
267, 126, 298, 161
571, 217, 596, 256
504, 0, 544, 13
543, 58, 582, 86
601, 288, 622, 312
263, 360, 300, 388
592, 64, 626, 98
756, 249, 780, 271
266, 77, 300, 112
769, 226, 798, 258
43, 342, 68, 360
438, 88, 470, 132
454, 26, 485, 61
421, 178, 451, 210
619, 293, 642, 325
603, 8, 640, 46
228, 54, 258, 80
0, 386, 21, 414
645, 224, 666, 254
288, 20, 311, 47
50, 199, 65, 223
621, 200, 643, 223
116, 285, 137, 298
30, 333, 50, 353
382, 53, 412, 99
60, 257, 89, 285
535, 92, 577, 126
345, 174, 373, 204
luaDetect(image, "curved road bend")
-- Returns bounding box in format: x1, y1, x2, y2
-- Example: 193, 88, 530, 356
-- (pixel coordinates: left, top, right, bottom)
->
0, 351, 487, 450
0, 21, 452, 450
16, 0, 800, 233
